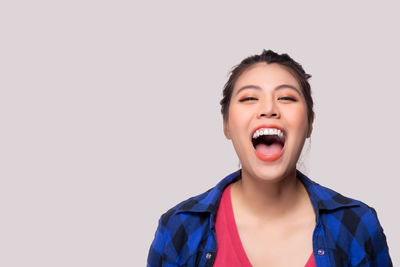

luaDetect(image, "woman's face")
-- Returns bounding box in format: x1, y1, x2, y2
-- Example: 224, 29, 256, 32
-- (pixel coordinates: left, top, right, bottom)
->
224, 62, 312, 182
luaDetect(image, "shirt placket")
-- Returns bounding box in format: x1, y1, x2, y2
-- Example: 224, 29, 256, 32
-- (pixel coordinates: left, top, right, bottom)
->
313, 212, 332, 267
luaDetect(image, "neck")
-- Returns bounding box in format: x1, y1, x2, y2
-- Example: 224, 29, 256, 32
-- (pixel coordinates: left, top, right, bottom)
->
231, 168, 306, 220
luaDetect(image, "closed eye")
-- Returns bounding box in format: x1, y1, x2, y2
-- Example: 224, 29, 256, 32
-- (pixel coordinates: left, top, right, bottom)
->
278, 96, 297, 102
239, 97, 258, 102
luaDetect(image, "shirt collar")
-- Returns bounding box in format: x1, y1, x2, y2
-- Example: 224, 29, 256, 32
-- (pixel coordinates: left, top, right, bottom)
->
175, 170, 241, 215
297, 170, 360, 212
176, 169, 360, 215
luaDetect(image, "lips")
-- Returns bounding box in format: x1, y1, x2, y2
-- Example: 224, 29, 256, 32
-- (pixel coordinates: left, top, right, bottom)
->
251, 125, 286, 162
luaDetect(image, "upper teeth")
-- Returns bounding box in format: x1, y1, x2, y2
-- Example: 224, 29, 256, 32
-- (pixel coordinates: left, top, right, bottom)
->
252, 128, 285, 139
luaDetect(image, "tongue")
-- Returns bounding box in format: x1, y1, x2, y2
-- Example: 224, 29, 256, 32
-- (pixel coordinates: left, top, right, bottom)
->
255, 143, 282, 156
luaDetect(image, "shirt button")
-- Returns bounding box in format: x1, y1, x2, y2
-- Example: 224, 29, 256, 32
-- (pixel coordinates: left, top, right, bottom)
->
205, 253, 212, 260
317, 249, 325, 256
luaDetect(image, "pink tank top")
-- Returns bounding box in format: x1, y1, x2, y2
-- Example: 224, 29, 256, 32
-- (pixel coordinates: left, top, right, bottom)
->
214, 184, 316, 267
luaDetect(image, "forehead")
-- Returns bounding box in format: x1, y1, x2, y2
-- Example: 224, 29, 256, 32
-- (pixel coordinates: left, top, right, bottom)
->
234, 62, 300, 92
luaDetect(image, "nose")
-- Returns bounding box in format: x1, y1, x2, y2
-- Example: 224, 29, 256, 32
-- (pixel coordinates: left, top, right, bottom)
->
257, 98, 280, 119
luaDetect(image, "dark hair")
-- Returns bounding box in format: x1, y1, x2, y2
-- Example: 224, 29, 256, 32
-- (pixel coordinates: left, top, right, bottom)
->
220, 50, 314, 123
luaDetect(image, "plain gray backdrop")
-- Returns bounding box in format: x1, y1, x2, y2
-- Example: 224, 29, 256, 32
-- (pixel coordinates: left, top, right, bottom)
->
1, 1, 398, 266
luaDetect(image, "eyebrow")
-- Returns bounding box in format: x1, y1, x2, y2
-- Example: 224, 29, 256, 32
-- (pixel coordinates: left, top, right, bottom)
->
235, 84, 301, 96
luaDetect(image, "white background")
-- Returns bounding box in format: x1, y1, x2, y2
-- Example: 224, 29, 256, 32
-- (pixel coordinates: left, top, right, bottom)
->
1, 1, 398, 266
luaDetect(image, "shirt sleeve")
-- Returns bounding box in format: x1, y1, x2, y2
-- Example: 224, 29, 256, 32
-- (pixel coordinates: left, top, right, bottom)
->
366, 208, 393, 267
147, 217, 165, 267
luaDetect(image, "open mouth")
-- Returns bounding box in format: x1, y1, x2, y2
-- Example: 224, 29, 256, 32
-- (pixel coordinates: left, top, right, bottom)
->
251, 128, 286, 161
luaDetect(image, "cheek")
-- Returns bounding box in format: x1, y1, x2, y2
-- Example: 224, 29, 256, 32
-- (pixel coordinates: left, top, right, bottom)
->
227, 109, 250, 141
285, 107, 309, 135
227, 107, 241, 129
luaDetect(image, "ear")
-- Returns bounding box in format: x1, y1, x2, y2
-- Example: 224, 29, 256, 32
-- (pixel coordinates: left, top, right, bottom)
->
306, 116, 314, 138
223, 119, 231, 140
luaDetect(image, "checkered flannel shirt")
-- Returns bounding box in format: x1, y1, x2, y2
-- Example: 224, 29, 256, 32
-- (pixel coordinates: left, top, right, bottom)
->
147, 170, 392, 266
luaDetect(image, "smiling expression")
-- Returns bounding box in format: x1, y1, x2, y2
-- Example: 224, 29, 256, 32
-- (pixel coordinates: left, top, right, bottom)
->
224, 62, 313, 182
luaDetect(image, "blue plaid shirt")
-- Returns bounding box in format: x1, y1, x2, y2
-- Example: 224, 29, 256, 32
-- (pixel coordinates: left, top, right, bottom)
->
147, 170, 392, 266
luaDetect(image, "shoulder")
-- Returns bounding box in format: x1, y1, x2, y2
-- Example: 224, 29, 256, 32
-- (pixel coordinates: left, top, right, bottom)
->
159, 170, 241, 227
158, 188, 215, 233
310, 177, 381, 231
322, 199, 391, 265
147, 170, 241, 266
303, 173, 383, 236
306, 177, 391, 265
147, 189, 216, 266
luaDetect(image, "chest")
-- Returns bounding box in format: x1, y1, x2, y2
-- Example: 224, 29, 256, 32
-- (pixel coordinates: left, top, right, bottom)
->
214, 184, 317, 266
237, 219, 315, 267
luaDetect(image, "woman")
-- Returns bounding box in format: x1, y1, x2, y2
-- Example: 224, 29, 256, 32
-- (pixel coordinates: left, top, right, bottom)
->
147, 50, 392, 266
